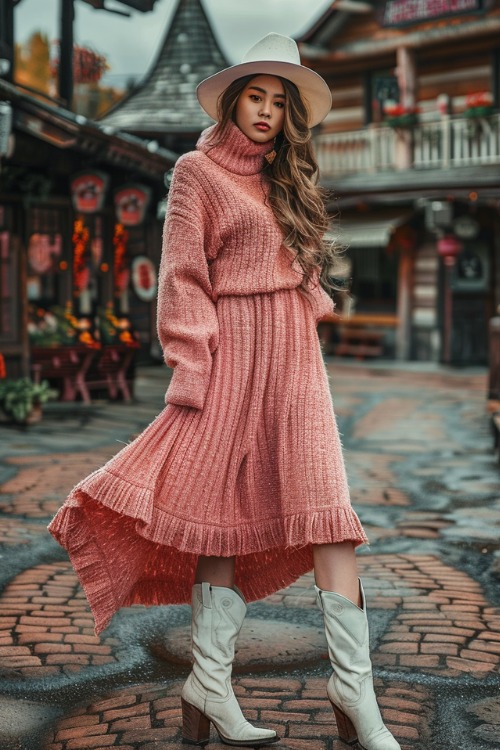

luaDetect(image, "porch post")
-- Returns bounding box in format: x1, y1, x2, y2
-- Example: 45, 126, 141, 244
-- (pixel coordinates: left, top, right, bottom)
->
59, 0, 75, 108
395, 46, 417, 169
396, 246, 413, 360
0, 0, 14, 82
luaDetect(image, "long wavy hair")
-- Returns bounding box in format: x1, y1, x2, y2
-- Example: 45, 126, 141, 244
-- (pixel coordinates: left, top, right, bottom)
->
208, 73, 340, 293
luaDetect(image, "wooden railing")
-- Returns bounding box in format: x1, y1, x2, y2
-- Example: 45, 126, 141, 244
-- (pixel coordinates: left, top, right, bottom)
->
414, 114, 500, 168
315, 113, 500, 177
315, 126, 396, 176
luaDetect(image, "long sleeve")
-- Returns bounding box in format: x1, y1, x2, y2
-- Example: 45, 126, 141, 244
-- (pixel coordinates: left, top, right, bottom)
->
157, 155, 219, 410
310, 282, 335, 322
300, 268, 335, 322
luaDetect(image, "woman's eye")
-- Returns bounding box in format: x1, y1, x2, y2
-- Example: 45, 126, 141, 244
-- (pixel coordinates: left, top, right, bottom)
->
275, 102, 284, 108
250, 95, 261, 102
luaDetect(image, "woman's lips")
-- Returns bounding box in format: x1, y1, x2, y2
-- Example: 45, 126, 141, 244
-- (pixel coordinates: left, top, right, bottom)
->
254, 122, 271, 132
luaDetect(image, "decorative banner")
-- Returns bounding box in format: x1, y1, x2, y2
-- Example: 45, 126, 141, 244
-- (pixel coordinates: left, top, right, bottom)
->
113, 223, 129, 296
114, 184, 152, 226
28, 233, 62, 273
72, 218, 90, 294
71, 171, 109, 214
132, 256, 157, 302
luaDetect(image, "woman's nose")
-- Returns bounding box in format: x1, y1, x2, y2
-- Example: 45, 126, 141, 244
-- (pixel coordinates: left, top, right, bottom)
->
259, 101, 271, 117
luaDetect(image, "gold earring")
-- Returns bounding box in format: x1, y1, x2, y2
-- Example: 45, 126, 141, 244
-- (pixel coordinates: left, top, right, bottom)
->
265, 149, 277, 165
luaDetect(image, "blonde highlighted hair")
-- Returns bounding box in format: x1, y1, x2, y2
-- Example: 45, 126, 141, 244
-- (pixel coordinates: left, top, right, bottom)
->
209, 73, 340, 293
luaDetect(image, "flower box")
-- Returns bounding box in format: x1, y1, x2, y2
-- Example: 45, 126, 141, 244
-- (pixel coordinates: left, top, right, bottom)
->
383, 102, 420, 130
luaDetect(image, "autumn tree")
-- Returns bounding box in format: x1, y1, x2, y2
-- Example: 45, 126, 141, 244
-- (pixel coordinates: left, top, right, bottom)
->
15, 31, 51, 94
14, 31, 125, 117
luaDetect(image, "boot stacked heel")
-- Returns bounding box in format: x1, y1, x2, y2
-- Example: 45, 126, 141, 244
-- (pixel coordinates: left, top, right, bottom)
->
330, 700, 358, 745
316, 582, 401, 750
181, 583, 278, 748
181, 698, 211, 746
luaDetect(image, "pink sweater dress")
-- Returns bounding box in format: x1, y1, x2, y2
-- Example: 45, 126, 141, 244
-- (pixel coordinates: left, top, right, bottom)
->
48, 121, 368, 635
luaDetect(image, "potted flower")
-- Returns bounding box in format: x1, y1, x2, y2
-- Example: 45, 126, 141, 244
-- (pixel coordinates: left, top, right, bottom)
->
463, 92, 494, 139
28, 304, 100, 349
0, 378, 58, 425
97, 304, 140, 349
383, 101, 420, 130
463, 92, 494, 119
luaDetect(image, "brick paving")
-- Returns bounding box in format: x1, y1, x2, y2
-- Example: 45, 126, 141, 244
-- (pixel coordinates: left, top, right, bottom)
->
0, 563, 119, 679
0, 362, 499, 750
41, 677, 433, 750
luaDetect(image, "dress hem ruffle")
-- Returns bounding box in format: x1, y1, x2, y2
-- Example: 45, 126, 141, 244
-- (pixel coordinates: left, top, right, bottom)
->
48, 467, 368, 635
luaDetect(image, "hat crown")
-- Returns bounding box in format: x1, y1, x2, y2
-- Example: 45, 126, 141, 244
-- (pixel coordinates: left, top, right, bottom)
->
196, 33, 332, 128
241, 33, 301, 66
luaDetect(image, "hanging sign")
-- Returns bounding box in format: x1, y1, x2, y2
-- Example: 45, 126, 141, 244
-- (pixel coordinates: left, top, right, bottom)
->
132, 256, 157, 302
381, 0, 482, 26
71, 171, 109, 214
114, 184, 152, 226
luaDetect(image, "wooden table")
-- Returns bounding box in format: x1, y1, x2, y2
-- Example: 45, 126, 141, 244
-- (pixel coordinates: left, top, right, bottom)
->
32, 346, 97, 404
32, 344, 137, 403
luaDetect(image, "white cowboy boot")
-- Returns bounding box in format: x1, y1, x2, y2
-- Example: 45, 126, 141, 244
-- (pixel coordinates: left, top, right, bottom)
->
181, 583, 279, 746
316, 581, 401, 750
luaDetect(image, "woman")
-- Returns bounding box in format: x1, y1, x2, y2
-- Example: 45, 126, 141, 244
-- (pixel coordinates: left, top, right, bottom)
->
49, 34, 400, 750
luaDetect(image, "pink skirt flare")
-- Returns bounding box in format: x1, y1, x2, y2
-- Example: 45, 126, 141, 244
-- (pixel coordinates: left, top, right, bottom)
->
49, 287, 367, 634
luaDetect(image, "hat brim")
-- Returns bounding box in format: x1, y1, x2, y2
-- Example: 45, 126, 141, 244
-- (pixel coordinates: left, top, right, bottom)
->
196, 60, 332, 128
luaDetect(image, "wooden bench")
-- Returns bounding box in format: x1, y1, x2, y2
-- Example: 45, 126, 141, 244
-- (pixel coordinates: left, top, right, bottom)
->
334, 328, 384, 359
32, 346, 97, 404
318, 313, 397, 359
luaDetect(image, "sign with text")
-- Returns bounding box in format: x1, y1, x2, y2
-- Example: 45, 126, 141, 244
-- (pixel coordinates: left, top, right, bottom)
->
381, 0, 482, 27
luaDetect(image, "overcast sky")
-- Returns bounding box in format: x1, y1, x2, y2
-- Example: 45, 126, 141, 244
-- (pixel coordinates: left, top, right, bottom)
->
14, 0, 331, 88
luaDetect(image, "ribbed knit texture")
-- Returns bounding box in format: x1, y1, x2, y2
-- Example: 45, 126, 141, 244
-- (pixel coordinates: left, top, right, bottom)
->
157, 120, 335, 409
48, 122, 368, 635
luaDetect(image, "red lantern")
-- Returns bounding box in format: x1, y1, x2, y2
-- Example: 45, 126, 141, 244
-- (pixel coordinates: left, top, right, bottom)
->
437, 235, 462, 259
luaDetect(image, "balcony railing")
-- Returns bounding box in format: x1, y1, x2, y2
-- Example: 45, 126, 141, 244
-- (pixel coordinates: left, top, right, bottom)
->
315, 113, 500, 178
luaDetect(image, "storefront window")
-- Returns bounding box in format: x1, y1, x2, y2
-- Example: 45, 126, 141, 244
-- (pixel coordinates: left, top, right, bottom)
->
348, 246, 398, 312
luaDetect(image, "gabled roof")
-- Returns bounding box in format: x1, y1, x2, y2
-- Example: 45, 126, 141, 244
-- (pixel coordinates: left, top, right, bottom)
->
101, 0, 229, 134
298, 0, 500, 62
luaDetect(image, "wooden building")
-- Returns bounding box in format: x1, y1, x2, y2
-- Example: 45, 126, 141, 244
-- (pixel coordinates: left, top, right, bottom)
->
299, 0, 500, 364
0, 79, 175, 379
0, 0, 178, 386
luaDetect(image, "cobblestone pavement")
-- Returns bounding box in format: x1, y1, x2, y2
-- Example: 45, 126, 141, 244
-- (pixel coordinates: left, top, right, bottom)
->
0, 361, 499, 750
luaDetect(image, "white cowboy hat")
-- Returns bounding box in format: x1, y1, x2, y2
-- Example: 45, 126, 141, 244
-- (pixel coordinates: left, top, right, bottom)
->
196, 33, 332, 128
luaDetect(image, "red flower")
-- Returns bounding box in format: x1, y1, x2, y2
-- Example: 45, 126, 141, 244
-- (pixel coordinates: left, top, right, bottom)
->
465, 92, 492, 110
384, 103, 420, 117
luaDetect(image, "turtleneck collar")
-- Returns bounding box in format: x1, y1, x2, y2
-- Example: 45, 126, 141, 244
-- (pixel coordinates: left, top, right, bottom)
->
196, 120, 272, 176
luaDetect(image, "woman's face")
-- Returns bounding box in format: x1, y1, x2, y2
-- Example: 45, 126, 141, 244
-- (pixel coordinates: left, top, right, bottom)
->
235, 74, 286, 143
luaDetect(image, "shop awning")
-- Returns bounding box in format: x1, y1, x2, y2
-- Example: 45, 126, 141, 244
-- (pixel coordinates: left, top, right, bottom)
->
328, 213, 412, 248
